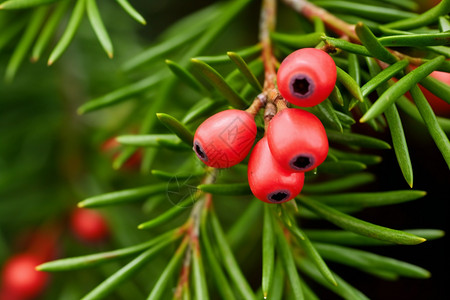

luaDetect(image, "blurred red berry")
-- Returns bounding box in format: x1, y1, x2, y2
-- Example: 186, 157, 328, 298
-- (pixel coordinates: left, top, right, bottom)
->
70, 208, 109, 243
193, 109, 257, 168
277, 48, 336, 107
101, 137, 142, 170
248, 136, 305, 204
1, 253, 48, 300
267, 108, 328, 172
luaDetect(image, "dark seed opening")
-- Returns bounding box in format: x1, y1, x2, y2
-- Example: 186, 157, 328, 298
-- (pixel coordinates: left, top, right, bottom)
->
290, 155, 314, 170
268, 190, 290, 203
194, 142, 207, 161
289, 74, 314, 98
292, 78, 310, 95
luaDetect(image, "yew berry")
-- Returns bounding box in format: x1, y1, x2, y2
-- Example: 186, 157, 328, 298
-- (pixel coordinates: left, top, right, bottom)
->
193, 109, 257, 168
70, 207, 109, 243
1, 253, 48, 300
248, 136, 305, 203
267, 108, 328, 173
277, 48, 336, 107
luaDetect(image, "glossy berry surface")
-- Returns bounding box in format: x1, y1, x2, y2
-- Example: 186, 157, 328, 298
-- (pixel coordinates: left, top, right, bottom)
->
1, 253, 48, 300
70, 208, 109, 243
248, 136, 305, 203
267, 108, 328, 172
277, 48, 336, 107
193, 109, 257, 168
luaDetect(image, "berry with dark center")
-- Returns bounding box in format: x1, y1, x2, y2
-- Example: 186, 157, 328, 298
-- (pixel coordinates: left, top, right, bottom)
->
248, 136, 305, 204
193, 109, 257, 168
267, 108, 328, 173
277, 48, 336, 107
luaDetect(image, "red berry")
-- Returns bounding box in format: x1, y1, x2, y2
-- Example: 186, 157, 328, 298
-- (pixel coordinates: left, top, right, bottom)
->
1, 253, 48, 299
70, 208, 109, 243
415, 69, 450, 117
248, 136, 305, 203
101, 137, 142, 170
193, 109, 257, 168
277, 48, 336, 107
267, 108, 328, 172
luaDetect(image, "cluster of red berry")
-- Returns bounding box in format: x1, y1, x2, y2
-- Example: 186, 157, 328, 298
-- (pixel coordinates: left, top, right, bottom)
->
0, 208, 109, 300
193, 48, 336, 204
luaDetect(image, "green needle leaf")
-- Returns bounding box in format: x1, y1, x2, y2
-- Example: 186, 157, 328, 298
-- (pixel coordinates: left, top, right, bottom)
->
227, 51, 263, 91
292, 227, 337, 286
298, 196, 427, 245
266, 259, 285, 300
192, 240, 209, 300
262, 205, 275, 299
274, 222, 304, 300
77, 71, 169, 114
226, 200, 263, 249
396, 93, 450, 133
156, 113, 194, 145
378, 32, 450, 47
309, 190, 426, 207
314, 242, 431, 278
200, 211, 237, 300
117, 134, 181, 147
329, 85, 344, 106
328, 148, 382, 165
383, 0, 450, 30
361, 59, 409, 97
420, 74, 450, 105
326, 130, 391, 149
312, 1, 417, 22
360, 55, 446, 122
138, 197, 196, 230
48, 0, 86, 65
81, 239, 184, 300
0, 0, 57, 9
151, 169, 205, 181
114, 0, 146, 25
296, 258, 370, 300
190, 58, 248, 109
5, 6, 48, 82
37, 229, 181, 271
86, 0, 114, 58
336, 66, 364, 103
78, 183, 170, 208
31, 0, 71, 62
355, 22, 397, 64
315, 99, 343, 132
270, 31, 324, 49
385, 105, 414, 187
182, 98, 223, 124
439, 15, 450, 32
146, 238, 189, 300
323, 36, 371, 56
197, 183, 252, 196
410, 84, 450, 168
302, 173, 375, 194
304, 229, 445, 246
210, 211, 255, 300
317, 160, 367, 174
194, 44, 262, 65
165, 59, 206, 93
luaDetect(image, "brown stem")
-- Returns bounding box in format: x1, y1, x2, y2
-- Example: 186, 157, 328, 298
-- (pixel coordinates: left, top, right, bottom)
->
260, 0, 278, 91
282, 0, 358, 41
